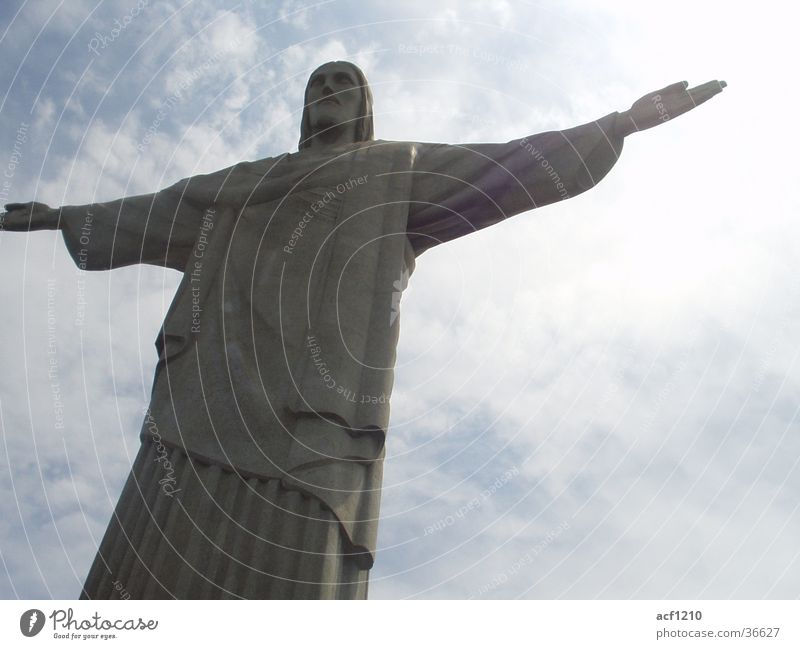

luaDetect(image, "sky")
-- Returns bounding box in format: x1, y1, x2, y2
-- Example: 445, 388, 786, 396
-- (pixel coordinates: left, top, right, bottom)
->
0, 0, 798, 599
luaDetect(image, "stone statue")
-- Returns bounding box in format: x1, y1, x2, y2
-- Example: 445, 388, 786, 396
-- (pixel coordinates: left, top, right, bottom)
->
1, 61, 726, 599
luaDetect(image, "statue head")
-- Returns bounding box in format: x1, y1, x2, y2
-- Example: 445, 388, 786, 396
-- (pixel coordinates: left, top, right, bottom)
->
299, 60, 374, 150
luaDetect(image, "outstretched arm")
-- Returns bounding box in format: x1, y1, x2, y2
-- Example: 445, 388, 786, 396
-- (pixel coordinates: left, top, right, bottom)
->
2, 187, 207, 272
407, 111, 625, 254
407, 79, 726, 254
1, 156, 279, 271
615, 79, 727, 137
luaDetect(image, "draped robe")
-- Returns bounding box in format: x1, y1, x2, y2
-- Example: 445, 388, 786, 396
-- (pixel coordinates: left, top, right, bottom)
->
63, 112, 624, 597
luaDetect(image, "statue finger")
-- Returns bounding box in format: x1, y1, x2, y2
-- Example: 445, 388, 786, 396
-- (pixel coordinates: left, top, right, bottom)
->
4, 201, 51, 213
687, 80, 726, 107
4, 202, 32, 212
661, 81, 689, 97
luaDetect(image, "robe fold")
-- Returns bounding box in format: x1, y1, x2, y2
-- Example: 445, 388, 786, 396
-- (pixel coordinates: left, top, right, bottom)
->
64, 112, 624, 595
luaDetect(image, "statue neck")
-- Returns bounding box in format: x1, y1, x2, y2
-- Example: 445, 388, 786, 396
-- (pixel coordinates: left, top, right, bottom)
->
306, 122, 358, 150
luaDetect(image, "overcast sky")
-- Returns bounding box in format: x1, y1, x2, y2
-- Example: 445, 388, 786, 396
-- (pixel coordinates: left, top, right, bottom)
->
0, 0, 798, 599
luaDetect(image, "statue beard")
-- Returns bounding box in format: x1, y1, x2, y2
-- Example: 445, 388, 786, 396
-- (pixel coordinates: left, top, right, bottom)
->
308, 114, 356, 143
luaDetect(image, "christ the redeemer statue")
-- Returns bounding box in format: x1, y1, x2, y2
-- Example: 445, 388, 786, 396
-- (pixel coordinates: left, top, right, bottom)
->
2, 61, 725, 599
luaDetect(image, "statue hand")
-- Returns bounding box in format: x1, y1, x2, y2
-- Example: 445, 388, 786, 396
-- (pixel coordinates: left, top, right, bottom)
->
1, 202, 60, 231
617, 79, 727, 137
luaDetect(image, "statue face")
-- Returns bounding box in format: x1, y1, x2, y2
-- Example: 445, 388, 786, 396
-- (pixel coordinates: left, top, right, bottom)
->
305, 62, 363, 135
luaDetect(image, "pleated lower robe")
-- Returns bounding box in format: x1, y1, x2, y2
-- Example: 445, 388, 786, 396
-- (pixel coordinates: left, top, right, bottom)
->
80, 440, 369, 600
